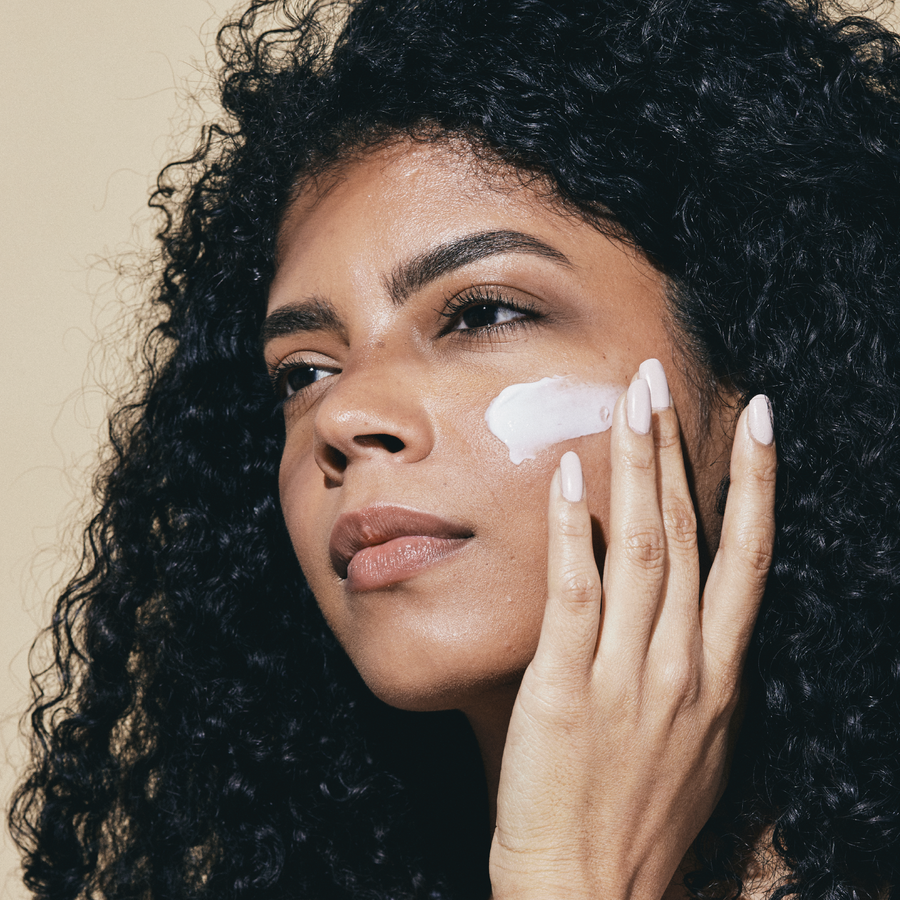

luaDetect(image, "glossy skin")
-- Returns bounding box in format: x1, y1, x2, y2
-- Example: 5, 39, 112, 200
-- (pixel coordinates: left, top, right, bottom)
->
266, 140, 734, 715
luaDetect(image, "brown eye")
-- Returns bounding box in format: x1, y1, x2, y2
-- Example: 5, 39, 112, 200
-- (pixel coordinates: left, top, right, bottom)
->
453, 304, 524, 331
283, 364, 330, 397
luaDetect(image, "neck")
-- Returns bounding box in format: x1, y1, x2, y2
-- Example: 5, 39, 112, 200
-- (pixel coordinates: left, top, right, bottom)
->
461, 682, 520, 829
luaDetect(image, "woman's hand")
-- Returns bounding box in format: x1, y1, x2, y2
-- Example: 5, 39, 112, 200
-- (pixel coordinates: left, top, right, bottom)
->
489, 360, 777, 900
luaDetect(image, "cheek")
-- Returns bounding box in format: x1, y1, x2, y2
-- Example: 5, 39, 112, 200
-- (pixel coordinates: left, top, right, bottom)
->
485, 376, 621, 465
274, 378, 616, 712
475, 375, 618, 555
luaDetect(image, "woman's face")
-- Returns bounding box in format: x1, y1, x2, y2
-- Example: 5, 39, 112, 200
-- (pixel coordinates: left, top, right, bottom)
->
265, 140, 733, 712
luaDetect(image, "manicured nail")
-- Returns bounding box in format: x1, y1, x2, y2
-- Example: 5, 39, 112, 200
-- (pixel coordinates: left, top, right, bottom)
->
627, 378, 652, 435
638, 358, 670, 409
747, 394, 774, 445
560, 450, 584, 502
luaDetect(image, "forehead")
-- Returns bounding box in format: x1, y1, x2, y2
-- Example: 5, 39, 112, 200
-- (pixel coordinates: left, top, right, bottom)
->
280, 137, 556, 235
269, 138, 651, 305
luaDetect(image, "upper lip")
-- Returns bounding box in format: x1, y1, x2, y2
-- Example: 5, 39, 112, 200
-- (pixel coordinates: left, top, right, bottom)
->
329, 505, 474, 579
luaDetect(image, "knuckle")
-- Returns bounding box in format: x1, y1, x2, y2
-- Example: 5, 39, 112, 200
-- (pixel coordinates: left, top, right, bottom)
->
621, 445, 655, 472
556, 514, 592, 541
620, 525, 666, 571
746, 454, 778, 488
559, 566, 600, 604
657, 656, 701, 703
734, 527, 774, 575
655, 418, 682, 452
662, 497, 698, 550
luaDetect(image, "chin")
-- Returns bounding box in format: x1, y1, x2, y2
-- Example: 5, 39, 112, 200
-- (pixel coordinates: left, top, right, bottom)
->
345, 638, 533, 713
309, 559, 546, 712
364, 680, 473, 713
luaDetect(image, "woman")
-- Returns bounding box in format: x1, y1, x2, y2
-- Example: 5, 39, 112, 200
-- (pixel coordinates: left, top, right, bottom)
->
10, 0, 900, 897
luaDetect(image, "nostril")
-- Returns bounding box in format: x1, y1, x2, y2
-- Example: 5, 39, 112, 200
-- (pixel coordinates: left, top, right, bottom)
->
379, 434, 405, 454
323, 445, 348, 472
354, 434, 406, 454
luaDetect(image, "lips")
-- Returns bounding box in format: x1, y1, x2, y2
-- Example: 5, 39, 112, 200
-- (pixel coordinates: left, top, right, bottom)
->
329, 505, 474, 591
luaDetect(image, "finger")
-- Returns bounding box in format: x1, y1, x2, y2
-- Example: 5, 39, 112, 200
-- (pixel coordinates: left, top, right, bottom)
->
534, 451, 603, 678
639, 359, 700, 645
601, 376, 666, 658
701, 394, 777, 672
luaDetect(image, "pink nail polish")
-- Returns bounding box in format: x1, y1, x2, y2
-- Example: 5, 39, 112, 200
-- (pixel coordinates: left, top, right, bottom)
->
747, 394, 774, 445
560, 451, 583, 502
638, 358, 670, 409
627, 378, 652, 435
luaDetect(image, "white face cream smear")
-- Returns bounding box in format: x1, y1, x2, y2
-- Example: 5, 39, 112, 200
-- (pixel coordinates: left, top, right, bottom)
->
485, 376, 624, 465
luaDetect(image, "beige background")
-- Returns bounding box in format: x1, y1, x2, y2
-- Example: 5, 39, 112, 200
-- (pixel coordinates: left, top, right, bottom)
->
0, 2, 234, 895
2, 1, 898, 896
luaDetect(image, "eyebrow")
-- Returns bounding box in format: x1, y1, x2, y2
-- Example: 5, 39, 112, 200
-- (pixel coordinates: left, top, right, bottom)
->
261, 295, 343, 347
261, 229, 572, 347
386, 229, 572, 304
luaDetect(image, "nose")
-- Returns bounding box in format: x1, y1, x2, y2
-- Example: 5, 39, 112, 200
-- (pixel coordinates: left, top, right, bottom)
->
312, 357, 435, 483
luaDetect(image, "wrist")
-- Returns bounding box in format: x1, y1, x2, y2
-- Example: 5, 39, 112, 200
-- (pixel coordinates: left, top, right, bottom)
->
489, 852, 631, 900
489, 844, 678, 900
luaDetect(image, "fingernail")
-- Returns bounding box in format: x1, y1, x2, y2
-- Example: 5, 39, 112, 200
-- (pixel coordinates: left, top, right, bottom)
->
747, 394, 774, 445
560, 450, 583, 502
638, 358, 670, 409
627, 378, 652, 435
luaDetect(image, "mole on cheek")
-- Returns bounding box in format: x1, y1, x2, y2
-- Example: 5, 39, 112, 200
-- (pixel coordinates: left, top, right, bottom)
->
484, 376, 624, 465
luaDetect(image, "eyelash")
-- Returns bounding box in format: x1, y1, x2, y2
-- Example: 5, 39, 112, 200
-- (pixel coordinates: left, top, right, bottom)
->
269, 356, 334, 404
269, 288, 541, 403
438, 287, 541, 338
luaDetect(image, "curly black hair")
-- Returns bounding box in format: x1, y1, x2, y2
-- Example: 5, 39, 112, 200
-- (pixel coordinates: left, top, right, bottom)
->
10, 0, 900, 897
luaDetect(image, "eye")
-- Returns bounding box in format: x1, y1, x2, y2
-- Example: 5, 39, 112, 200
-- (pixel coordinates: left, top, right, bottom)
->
271, 358, 335, 400
441, 287, 539, 337
451, 304, 525, 331
284, 364, 330, 397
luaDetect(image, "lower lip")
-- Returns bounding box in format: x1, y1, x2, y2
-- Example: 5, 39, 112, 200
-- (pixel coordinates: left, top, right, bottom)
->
345, 536, 470, 592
